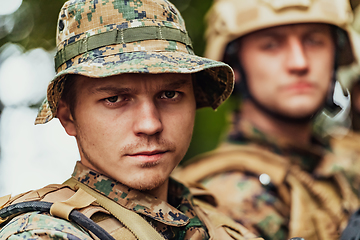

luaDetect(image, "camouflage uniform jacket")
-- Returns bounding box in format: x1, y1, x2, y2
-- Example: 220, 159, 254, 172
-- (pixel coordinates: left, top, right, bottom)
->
0, 162, 210, 240
175, 119, 360, 240
0, 162, 262, 240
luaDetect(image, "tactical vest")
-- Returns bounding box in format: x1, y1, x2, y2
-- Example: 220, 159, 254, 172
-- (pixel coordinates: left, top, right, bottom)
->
173, 143, 360, 240
0, 177, 262, 240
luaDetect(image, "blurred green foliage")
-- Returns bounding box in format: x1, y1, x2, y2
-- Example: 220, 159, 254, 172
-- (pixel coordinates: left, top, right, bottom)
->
0, 0, 235, 164
169, 0, 236, 163
0, 0, 65, 51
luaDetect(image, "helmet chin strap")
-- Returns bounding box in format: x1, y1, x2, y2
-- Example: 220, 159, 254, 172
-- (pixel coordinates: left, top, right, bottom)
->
248, 93, 318, 124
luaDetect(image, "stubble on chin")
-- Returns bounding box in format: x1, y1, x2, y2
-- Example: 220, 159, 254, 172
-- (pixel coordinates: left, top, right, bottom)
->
140, 161, 160, 168
136, 176, 166, 191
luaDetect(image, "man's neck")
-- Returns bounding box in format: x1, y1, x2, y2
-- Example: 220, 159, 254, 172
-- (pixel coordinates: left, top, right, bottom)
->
241, 101, 312, 145
142, 179, 169, 202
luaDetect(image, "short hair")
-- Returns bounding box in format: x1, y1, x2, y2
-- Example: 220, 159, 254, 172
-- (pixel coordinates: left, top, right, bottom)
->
60, 74, 77, 119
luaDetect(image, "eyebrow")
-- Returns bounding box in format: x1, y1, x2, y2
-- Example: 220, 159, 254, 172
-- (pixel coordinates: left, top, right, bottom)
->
162, 78, 192, 89
92, 86, 134, 95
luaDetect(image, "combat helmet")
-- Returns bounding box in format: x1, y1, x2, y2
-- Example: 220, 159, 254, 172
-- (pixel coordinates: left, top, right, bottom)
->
35, 0, 234, 124
205, 0, 356, 66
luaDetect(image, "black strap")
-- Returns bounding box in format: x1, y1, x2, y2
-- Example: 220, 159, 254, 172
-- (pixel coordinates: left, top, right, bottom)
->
55, 25, 193, 69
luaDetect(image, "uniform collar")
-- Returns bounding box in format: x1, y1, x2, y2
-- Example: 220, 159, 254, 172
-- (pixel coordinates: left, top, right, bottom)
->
227, 114, 330, 172
71, 162, 190, 226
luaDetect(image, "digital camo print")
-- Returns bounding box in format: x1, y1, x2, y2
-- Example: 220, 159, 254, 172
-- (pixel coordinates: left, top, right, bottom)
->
35, 0, 234, 124
0, 162, 209, 240
0, 212, 92, 240
176, 113, 360, 240
72, 162, 209, 239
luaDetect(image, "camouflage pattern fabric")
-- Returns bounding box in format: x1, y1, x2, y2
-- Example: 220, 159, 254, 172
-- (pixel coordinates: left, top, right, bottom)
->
0, 161, 209, 240
0, 212, 93, 239
328, 131, 360, 196
35, 0, 234, 124
71, 162, 209, 239
176, 113, 360, 240
227, 117, 330, 173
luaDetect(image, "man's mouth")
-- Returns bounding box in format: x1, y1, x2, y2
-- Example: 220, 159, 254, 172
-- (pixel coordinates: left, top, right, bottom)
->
284, 82, 315, 93
125, 150, 168, 163
128, 150, 168, 156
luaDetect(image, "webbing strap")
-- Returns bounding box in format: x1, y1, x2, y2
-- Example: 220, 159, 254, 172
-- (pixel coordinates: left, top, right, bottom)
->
50, 188, 96, 221
0, 195, 11, 209
0, 195, 11, 224
55, 25, 193, 69
64, 178, 165, 240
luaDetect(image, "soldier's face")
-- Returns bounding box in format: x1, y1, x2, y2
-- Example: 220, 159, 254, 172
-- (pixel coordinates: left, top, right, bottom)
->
58, 73, 196, 196
238, 23, 335, 118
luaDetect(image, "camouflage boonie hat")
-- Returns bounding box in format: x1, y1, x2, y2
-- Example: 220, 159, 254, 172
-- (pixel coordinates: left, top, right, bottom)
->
35, 0, 234, 124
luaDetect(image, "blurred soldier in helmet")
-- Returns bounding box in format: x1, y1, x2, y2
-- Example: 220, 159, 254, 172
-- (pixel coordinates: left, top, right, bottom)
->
175, 0, 360, 239
0, 0, 263, 239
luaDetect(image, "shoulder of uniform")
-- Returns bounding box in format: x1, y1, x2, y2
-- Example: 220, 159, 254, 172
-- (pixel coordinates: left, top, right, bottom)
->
0, 211, 93, 240
0, 184, 117, 239
330, 131, 360, 152
2, 184, 75, 208
187, 181, 264, 239
187, 182, 218, 207
173, 143, 288, 186
192, 197, 263, 240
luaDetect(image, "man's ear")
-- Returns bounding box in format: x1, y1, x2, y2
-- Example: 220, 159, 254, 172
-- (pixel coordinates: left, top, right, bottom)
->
234, 68, 241, 84
57, 99, 76, 136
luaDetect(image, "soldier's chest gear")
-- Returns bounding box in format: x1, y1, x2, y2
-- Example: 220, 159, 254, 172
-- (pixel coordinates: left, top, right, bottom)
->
175, 143, 360, 240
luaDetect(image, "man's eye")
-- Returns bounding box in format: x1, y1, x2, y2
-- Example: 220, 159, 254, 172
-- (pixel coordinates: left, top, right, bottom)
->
261, 41, 279, 50
160, 91, 179, 99
305, 38, 323, 46
105, 96, 119, 103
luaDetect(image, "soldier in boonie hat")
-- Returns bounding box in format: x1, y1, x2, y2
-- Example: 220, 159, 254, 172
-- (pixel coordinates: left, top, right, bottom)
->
34, 0, 234, 125
0, 0, 263, 239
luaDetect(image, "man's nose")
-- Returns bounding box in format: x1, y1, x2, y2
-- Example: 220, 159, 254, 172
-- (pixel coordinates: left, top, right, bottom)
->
133, 100, 163, 136
286, 37, 309, 75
